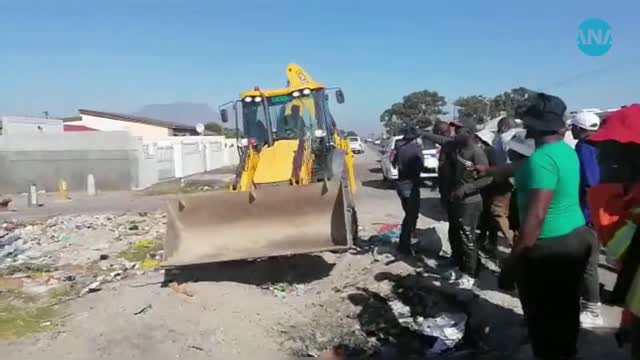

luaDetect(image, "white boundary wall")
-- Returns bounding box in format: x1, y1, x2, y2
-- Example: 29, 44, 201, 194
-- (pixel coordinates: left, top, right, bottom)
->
136, 136, 240, 189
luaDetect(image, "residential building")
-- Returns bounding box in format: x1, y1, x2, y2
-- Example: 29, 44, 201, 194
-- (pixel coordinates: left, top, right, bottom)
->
65, 109, 200, 138
0, 116, 63, 135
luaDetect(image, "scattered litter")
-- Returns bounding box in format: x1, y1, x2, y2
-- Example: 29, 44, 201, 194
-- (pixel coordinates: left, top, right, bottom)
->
108, 270, 123, 280
188, 345, 205, 352
389, 300, 412, 320
80, 281, 102, 296
133, 304, 152, 315
415, 222, 450, 256
266, 283, 306, 298
0, 233, 19, 247
414, 313, 467, 353
99, 254, 109, 261
169, 282, 194, 297
376, 224, 401, 244
140, 258, 160, 269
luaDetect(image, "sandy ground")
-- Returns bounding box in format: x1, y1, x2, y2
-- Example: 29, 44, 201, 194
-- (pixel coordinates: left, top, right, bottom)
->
0, 146, 631, 359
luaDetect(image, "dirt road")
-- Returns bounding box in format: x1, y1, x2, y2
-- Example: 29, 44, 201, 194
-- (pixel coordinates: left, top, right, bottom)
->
0, 147, 629, 359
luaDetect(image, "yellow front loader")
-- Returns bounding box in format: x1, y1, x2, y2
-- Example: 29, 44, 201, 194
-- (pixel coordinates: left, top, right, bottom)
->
163, 64, 358, 266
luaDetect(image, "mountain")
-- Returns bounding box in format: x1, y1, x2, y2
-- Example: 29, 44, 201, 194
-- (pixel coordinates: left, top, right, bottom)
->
133, 102, 220, 125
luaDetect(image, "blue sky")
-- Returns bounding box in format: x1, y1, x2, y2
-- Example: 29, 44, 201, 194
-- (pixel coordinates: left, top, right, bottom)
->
1, 0, 638, 135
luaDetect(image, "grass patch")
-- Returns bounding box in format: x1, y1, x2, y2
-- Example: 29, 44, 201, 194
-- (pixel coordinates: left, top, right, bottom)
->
118, 240, 163, 263
0, 263, 55, 277
0, 289, 38, 305
141, 181, 227, 197
0, 304, 58, 340
46, 286, 71, 303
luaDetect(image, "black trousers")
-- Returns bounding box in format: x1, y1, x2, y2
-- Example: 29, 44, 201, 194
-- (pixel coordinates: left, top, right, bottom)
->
517, 226, 593, 360
449, 201, 483, 276
397, 180, 420, 252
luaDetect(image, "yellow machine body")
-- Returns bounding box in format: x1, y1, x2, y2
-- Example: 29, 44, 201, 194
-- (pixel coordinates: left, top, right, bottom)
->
163, 64, 357, 266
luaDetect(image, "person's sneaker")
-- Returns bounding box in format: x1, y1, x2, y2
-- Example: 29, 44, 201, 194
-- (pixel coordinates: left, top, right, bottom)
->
580, 310, 604, 328
442, 268, 462, 282
456, 274, 476, 290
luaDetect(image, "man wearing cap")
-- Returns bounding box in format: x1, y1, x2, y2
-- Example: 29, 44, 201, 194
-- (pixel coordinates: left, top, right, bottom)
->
392, 126, 424, 255
443, 119, 492, 288
569, 111, 603, 327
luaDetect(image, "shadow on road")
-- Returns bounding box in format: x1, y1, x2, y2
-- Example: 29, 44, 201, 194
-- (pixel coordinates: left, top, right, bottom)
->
419, 197, 448, 222
163, 254, 334, 286
369, 168, 383, 174
361, 179, 392, 190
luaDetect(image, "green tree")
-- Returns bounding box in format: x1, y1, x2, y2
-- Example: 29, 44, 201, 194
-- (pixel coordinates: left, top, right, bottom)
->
223, 128, 244, 138
205, 122, 243, 138
204, 122, 223, 134
490, 87, 535, 118
454, 95, 492, 124
380, 90, 447, 135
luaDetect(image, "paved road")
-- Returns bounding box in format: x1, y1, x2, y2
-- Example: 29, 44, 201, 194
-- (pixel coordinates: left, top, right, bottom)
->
354, 145, 443, 236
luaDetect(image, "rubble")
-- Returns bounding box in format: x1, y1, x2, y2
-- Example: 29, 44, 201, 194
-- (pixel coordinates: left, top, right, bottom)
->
265, 283, 307, 298
133, 304, 152, 315
0, 211, 166, 300
414, 313, 467, 354
80, 281, 102, 296
169, 282, 194, 297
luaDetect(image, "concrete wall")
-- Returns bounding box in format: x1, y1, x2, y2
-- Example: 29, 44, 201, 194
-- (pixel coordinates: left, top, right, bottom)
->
1, 116, 63, 135
0, 132, 138, 193
69, 114, 170, 138
0, 132, 241, 193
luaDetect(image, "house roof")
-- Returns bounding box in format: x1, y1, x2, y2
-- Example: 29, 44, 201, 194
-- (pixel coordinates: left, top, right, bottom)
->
64, 124, 97, 132
78, 109, 196, 130
62, 116, 82, 123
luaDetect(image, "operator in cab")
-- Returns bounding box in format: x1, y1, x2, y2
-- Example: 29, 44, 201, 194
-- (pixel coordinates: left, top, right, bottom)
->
392, 125, 424, 255
283, 104, 306, 138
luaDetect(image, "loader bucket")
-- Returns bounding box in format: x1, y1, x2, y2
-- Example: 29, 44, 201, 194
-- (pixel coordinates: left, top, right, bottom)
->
162, 181, 356, 266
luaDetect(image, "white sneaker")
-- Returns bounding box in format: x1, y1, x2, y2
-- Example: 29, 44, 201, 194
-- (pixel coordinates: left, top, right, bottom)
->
580, 310, 604, 328
456, 274, 476, 290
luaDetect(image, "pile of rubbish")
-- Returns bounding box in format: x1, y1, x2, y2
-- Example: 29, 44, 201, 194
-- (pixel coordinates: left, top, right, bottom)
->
389, 300, 467, 354
368, 222, 450, 259
0, 211, 166, 298
0, 212, 166, 267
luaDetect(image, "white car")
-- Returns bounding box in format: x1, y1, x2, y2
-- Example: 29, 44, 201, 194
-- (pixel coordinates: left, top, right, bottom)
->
348, 136, 365, 154
380, 136, 439, 184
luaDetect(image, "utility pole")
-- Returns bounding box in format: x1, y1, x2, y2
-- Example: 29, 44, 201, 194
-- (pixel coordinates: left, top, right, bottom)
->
481, 97, 492, 120
42, 111, 49, 119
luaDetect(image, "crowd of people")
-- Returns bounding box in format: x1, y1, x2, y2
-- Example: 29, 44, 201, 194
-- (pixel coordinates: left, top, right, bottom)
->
392, 92, 640, 359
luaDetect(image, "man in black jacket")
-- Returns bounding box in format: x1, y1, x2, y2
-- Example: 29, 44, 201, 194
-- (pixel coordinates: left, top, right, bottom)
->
444, 121, 492, 288
392, 126, 424, 255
